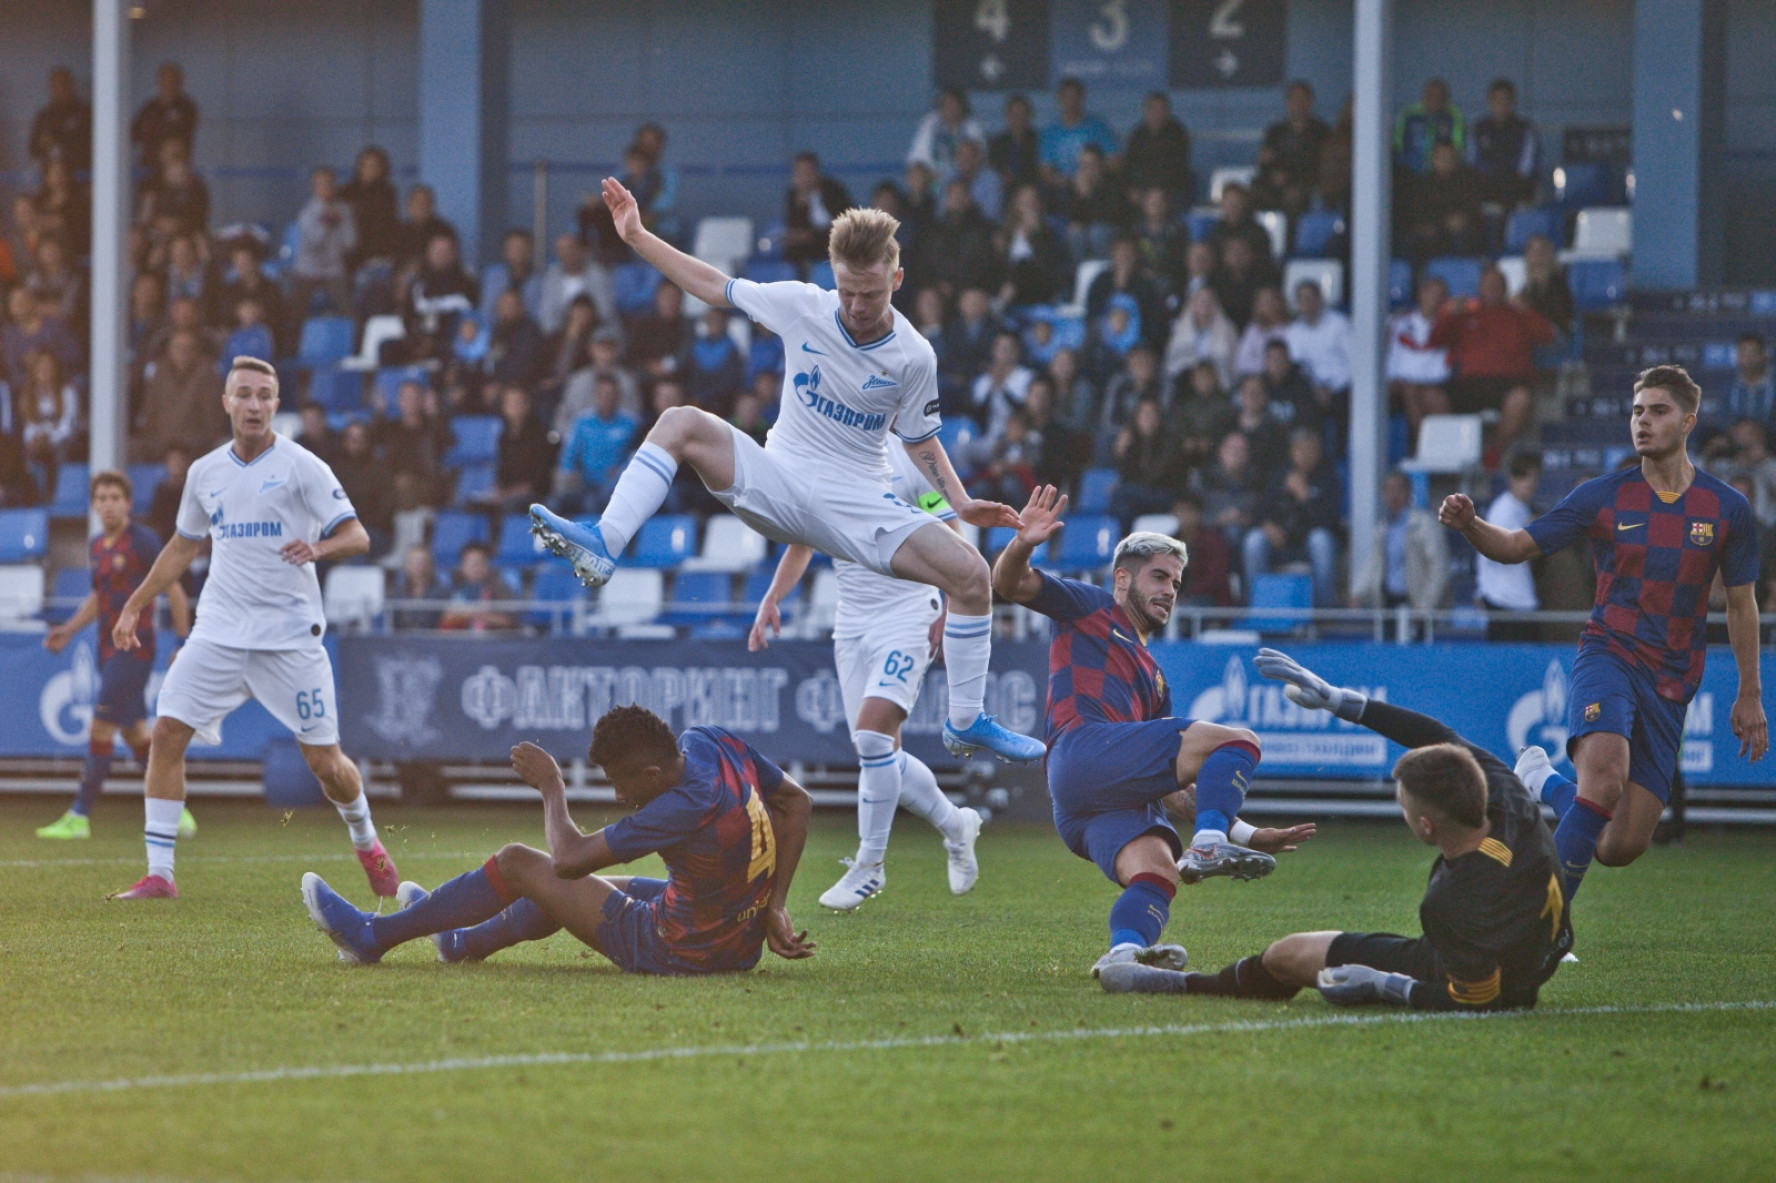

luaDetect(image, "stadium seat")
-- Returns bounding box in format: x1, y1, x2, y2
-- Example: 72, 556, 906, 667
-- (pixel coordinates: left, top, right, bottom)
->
340, 314, 406, 371
308, 368, 365, 412
444, 416, 501, 467
741, 259, 797, 285
526, 566, 588, 631
452, 464, 495, 507
430, 510, 488, 572
1425, 257, 1483, 300
1571, 207, 1632, 257
936, 418, 975, 458
630, 516, 698, 568
44, 565, 88, 624
493, 513, 545, 568
1185, 209, 1219, 243
0, 508, 49, 561
1248, 573, 1313, 634
1208, 166, 1256, 203
1077, 468, 1118, 515
1255, 210, 1287, 260
1292, 211, 1344, 258
376, 365, 430, 407
1554, 161, 1615, 210
51, 463, 89, 518
1388, 259, 1414, 308
1130, 513, 1178, 536
1504, 206, 1563, 253
0, 564, 46, 623
684, 515, 767, 572
1071, 258, 1111, 310
322, 565, 385, 631
594, 568, 665, 627
808, 260, 836, 290
742, 566, 801, 616
1399, 414, 1483, 474
296, 316, 355, 369
692, 216, 755, 275
1569, 258, 1626, 310
1495, 255, 1528, 297
1284, 259, 1344, 309
613, 263, 662, 316
660, 570, 733, 626
1053, 515, 1117, 571
985, 527, 1047, 564
126, 465, 164, 516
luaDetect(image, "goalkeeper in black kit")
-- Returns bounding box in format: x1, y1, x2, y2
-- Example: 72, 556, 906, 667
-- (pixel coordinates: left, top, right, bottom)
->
1096, 649, 1574, 1009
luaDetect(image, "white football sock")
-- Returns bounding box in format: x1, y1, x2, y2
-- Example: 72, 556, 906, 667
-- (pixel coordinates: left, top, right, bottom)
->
333, 791, 379, 852
1520, 761, 1558, 797
598, 442, 677, 555
942, 611, 993, 730
144, 797, 184, 882
853, 730, 898, 866
895, 752, 964, 841
1191, 828, 1228, 848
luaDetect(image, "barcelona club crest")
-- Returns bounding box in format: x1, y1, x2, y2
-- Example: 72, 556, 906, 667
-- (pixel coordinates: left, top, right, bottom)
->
1584, 702, 1601, 723
1689, 521, 1714, 547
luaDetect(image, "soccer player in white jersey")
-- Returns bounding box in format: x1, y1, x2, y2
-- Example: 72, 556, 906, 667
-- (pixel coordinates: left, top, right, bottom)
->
749, 444, 983, 910
106, 357, 399, 900
529, 178, 1042, 765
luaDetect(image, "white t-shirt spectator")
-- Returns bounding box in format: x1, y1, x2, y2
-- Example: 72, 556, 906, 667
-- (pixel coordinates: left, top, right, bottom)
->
1476, 488, 1538, 610
1284, 309, 1353, 391
1385, 308, 1450, 385
907, 112, 985, 172
970, 364, 1033, 444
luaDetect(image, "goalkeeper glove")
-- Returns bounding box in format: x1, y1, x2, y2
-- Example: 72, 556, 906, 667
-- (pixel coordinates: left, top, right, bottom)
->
1254, 648, 1368, 722
1316, 964, 1415, 1007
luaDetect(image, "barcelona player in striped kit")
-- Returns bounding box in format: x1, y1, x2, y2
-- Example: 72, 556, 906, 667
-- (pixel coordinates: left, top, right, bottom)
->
993, 486, 1314, 990
301, 706, 817, 975
1442, 365, 1766, 904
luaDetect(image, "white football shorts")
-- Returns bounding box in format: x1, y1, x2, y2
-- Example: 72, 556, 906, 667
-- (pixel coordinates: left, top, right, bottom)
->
711, 424, 936, 577
835, 615, 938, 723
155, 637, 340, 747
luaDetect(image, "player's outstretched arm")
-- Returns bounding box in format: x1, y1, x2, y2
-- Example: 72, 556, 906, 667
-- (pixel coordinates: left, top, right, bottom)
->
763, 774, 815, 959
991, 484, 1067, 604
901, 435, 1022, 531
511, 741, 614, 879
114, 534, 201, 653
1438, 494, 1539, 564
603, 177, 732, 308
1256, 647, 1476, 752
165, 579, 192, 638
748, 544, 814, 652
1724, 583, 1768, 761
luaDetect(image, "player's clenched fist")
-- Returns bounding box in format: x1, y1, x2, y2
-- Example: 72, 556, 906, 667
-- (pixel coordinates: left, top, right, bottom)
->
1438, 493, 1476, 530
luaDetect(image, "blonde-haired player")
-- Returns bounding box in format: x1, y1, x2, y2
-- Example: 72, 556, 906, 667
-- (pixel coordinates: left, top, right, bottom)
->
108, 357, 399, 900
530, 182, 1042, 764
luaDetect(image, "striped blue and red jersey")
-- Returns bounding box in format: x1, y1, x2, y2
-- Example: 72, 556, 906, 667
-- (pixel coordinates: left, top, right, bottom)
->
602, 726, 786, 971
1026, 572, 1172, 743
1525, 465, 1758, 703
92, 523, 164, 663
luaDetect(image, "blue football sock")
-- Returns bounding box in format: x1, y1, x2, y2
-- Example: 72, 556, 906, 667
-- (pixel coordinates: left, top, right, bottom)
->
371, 860, 512, 950
1542, 772, 1578, 819
461, 898, 562, 960
71, 751, 113, 816
1553, 798, 1612, 903
1195, 740, 1260, 837
1108, 873, 1175, 949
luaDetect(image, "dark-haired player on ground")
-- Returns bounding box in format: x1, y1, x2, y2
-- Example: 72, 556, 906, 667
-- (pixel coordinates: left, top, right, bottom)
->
992, 486, 1314, 990
1100, 648, 1574, 1007
38, 470, 193, 840
300, 705, 816, 974
1441, 365, 1765, 904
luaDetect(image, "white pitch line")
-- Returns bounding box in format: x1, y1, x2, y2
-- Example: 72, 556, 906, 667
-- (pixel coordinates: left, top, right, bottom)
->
0, 850, 491, 870
1, 999, 1768, 1101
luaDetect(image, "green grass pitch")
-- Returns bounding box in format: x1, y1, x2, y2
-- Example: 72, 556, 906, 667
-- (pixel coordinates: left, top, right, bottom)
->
2, 796, 1773, 1182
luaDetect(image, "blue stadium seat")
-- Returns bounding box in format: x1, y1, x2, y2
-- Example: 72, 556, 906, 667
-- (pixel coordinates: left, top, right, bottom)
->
742, 259, 797, 285
0, 508, 49, 561
1504, 206, 1563, 253
630, 516, 698, 568
936, 417, 975, 457
613, 263, 662, 316
51, 463, 89, 517
452, 464, 495, 506
296, 316, 355, 369
1388, 259, 1414, 308
493, 513, 542, 568
1052, 515, 1117, 571
1293, 211, 1344, 258
1569, 258, 1626, 310
984, 527, 1047, 564
430, 510, 488, 572
660, 570, 732, 626
742, 567, 801, 614
1248, 573, 1313, 634
376, 365, 430, 406
1077, 468, 1118, 515
126, 464, 164, 516
444, 415, 502, 466
44, 565, 89, 624
1186, 211, 1218, 243
308, 368, 364, 412
1425, 257, 1484, 300
1556, 161, 1616, 210
808, 261, 836, 290
526, 566, 587, 631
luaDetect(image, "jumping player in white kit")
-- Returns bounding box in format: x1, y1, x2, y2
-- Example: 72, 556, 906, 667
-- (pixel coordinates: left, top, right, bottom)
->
529, 178, 1043, 766
107, 357, 399, 900
748, 444, 983, 910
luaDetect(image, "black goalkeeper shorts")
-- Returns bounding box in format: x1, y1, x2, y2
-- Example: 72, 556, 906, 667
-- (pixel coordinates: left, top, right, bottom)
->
1326, 932, 1442, 981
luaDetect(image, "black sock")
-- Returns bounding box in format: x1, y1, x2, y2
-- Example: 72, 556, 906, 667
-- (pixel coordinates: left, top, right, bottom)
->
1184, 955, 1300, 1000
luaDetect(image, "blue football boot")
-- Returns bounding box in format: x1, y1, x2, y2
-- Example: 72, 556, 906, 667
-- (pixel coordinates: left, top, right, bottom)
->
942, 714, 1045, 764
529, 503, 616, 588
301, 872, 383, 964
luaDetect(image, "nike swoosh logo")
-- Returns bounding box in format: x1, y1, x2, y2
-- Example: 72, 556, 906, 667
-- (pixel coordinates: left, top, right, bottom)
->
801, 343, 826, 355
1617, 522, 1644, 531
1112, 630, 1135, 643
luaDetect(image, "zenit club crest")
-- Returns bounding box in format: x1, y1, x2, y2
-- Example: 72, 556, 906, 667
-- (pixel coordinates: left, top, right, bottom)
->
1689, 521, 1714, 547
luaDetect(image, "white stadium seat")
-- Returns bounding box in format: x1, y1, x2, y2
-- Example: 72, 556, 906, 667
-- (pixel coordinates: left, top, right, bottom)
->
692, 216, 755, 275
800, 568, 840, 637
595, 568, 664, 627
1284, 259, 1344, 309
1495, 255, 1528, 297
0, 564, 44, 624
1130, 514, 1179, 537
322, 565, 385, 630
1399, 414, 1484, 474
1572, 208, 1632, 258
1255, 210, 1287, 260
1069, 258, 1111, 312
684, 515, 768, 573
341, 314, 406, 371
1209, 166, 1257, 203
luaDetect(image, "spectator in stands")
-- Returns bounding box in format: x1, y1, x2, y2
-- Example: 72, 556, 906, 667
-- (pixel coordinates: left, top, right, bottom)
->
25, 236, 85, 330
1254, 81, 1330, 218
1164, 286, 1239, 390
441, 542, 517, 633
1195, 430, 1260, 544
731, 384, 773, 449
746, 323, 784, 393
686, 307, 745, 417
1725, 333, 1775, 435
539, 232, 615, 333
3, 286, 81, 385
479, 229, 544, 326
582, 140, 680, 264
1085, 236, 1166, 351
939, 287, 1002, 399
1180, 239, 1216, 302
396, 184, 456, 270
627, 281, 690, 379
1171, 361, 1235, 474
943, 137, 1002, 222
131, 62, 199, 171
550, 322, 633, 436
289, 165, 356, 327
18, 351, 78, 488
1243, 426, 1340, 607
1282, 278, 1352, 427
341, 146, 400, 274
1398, 142, 1484, 260
989, 93, 1041, 190
783, 152, 854, 267
1317, 96, 1355, 213
7, 197, 43, 284
128, 272, 167, 386
475, 384, 555, 515
1234, 286, 1290, 378
1351, 469, 1450, 611
1395, 77, 1464, 175
1170, 493, 1233, 608
908, 88, 984, 173
1110, 398, 1184, 526
143, 294, 217, 367
555, 372, 638, 515
221, 296, 274, 373
924, 177, 1000, 299
1046, 347, 1095, 429
391, 545, 451, 631
486, 288, 544, 390
1386, 274, 1451, 438
1427, 265, 1551, 459
1208, 235, 1276, 330
145, 443, 190, 541
296, 404, 339, 466
630, 122, 682, 244
899, 164, 937, 239
1260, 338, 1319, 431
136, 140, 210, 244
1707, 419, 1776, 529
1208, 182, 1273, 266
159, 232, 209, 316
1231, 374, 1290, 478
1475, 451, 1543, 640
1022, 376, 1089, 495
216, 244, 286, 356
1124, 92, 1195, 205
1133, 187, 1189, 294
134, 329, 224, 462
33, 157, 89, 258
971, 330, 1033, 440
377, 379, 447, 501
1061, 144, 1129, 262
1518, 234, 1573, 335
1094, 341, 1165, 447
1085, 296, 1145, 387
1040, 77, 1117, 183
331, 419, 392, 545
404, 233, 479, 364
971, 405, 1040, 505
29, 67, 91, 173
1467, 78, 1540, 207
912, 287, 947, 359
994, 185, 1070, 308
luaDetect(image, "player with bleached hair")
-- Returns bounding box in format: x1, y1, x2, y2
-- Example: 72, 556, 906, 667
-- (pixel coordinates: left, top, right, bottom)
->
106, 357, 398, 900
749, 444, 982, 911
529, 180, 1042, 767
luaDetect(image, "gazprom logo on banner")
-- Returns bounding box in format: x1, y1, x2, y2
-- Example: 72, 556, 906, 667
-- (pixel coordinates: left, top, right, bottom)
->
455, 664, 792, 733
1186, 655, 1388, 768
38, 640, 167, 748
1504, 657, 1715, 773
